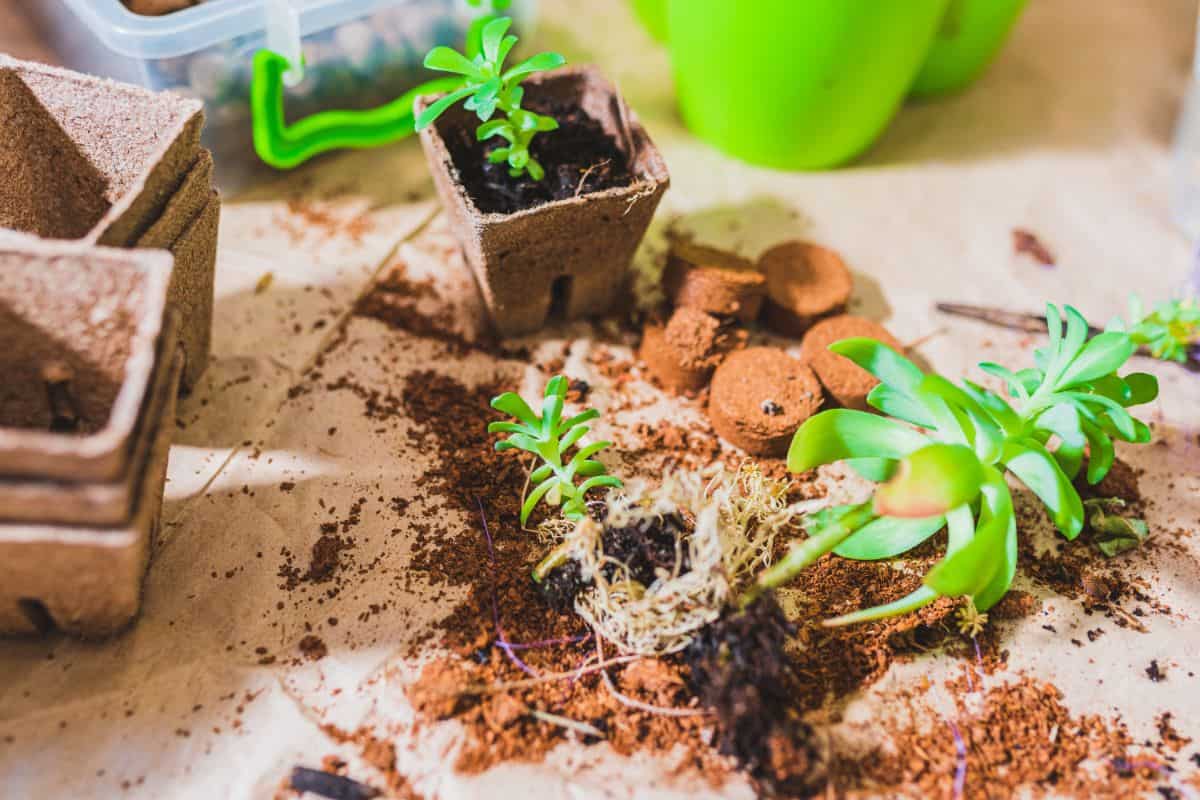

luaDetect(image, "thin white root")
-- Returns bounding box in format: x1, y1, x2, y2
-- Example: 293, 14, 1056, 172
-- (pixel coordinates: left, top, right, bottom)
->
567, 463, 829, 656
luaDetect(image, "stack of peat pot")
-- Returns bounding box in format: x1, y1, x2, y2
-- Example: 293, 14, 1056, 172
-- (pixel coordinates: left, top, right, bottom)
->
0, 55, 219, 636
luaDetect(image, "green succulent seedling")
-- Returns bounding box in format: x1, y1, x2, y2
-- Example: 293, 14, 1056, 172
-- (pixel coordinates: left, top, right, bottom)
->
415, 16, 564, 180
740, 304, 1158, 625
1118, 296, 1200, 366
489, 376, 622, 526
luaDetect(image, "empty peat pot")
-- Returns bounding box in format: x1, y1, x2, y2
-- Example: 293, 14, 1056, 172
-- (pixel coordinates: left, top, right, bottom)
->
0, 54, 218, 390
0, 234, 182, 637
417, 65, 670, 337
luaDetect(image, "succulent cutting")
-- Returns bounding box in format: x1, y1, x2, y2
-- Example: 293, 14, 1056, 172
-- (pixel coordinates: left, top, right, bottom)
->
740, 303, 1158, 624
488, 375, 621, 526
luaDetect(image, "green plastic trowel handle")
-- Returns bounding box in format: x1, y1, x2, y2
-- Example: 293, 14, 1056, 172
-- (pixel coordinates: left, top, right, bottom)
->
250, 50, 462, 169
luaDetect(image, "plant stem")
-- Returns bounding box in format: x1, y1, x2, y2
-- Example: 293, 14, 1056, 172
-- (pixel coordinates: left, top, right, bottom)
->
739, 501, 877, 607
532, 539, 574, 583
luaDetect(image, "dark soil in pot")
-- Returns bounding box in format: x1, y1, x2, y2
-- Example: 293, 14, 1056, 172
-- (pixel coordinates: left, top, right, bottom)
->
441, 96, 635, 215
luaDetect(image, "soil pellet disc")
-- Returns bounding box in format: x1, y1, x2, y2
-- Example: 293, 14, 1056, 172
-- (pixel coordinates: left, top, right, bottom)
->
707, 347, 822, 456
761, 241, 853, 337
663, 241, 766, 323
799, 315, 902, 411
640, 307, 745, 394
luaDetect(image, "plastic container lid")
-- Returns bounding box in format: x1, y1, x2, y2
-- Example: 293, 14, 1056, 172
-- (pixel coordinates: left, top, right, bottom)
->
60, 0, 410, 60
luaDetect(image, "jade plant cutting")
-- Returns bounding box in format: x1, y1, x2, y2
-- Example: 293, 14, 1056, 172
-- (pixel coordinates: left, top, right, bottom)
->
740, 303, 1158, 624
415, 16, 565, 180
489, 376, 621, 526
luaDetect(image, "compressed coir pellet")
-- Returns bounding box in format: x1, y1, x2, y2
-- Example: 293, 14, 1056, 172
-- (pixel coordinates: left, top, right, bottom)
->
663, 240, 766, 323
639, 307, 745, 394
761, 241, 853, 337
707, 347, 822, 456
800, 315, 902, 410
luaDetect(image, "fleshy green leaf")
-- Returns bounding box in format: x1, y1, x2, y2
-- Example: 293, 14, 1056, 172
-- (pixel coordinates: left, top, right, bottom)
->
979, 362, 1030, 403
829, 338, 924, 395
918, 375, 1004, 462
845, 458, 898, 482
521, 477, 558, 525
476, 119, 511, 141
924, 468, 1013, 597
834, 515, 945, 560
1059, 332, 1135, 387
1001, 438, 1084, 539
788, 410, 930, 473
480, 16, 512, 63
823, 585, 940, 627
1036, 403, 1086, 479
874, 443, 985, 518
1122, 372, 1159, 406
867, 384, 936, 428
502, 51, 566, 83
414, 85, 475, 130
423, 46, 481, 77
490, 391, 538, 427
961, 380, 1021, 435
1080, 418, 1114, 485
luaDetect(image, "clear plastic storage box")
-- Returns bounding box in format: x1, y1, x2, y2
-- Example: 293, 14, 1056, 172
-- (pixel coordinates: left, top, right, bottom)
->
21, 0, 534, 187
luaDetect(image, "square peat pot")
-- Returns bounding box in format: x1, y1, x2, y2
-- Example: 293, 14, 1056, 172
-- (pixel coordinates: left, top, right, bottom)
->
0, 313, 178, 527
417, 65, 670, 337
0, 233, 171, 483
0, 349, 183, 637
0, 54, 217, 390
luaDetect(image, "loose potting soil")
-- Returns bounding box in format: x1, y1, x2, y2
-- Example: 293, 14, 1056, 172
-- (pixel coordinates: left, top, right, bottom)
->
441, 97, 634, 215
261, 252, 1190, 798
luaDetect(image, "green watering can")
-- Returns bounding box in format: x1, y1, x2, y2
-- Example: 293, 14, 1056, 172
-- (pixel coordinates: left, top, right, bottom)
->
636, 0, 1027, 169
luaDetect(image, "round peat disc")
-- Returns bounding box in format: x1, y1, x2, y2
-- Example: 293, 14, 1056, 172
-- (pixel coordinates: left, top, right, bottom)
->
761, 241, 854, 337
799, 315, 902, 410
707, 347, 822, 456
663, 241, 766, 323
640, 307, 745, 394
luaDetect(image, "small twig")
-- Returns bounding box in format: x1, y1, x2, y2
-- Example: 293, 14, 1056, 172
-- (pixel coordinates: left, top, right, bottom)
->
593, 630, 711, 718
1108, 603, 1149, 633
574, 159, 610, 197
529, 709, 606, 739
450, 654, 641, 697
903, 328, 945, 352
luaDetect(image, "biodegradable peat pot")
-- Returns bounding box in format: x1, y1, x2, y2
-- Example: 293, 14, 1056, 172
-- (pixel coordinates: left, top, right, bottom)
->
0, 54, 217, 391
159, 190, 221, 391
0, 349, 183, 637
417, 66, 670, 337
0, 314, 178, 526
0, 233, 171, 482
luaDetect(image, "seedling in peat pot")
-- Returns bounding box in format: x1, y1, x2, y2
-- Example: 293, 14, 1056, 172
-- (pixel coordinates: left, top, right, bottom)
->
415, 17, 565, 180
741, 303, 1159, 625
